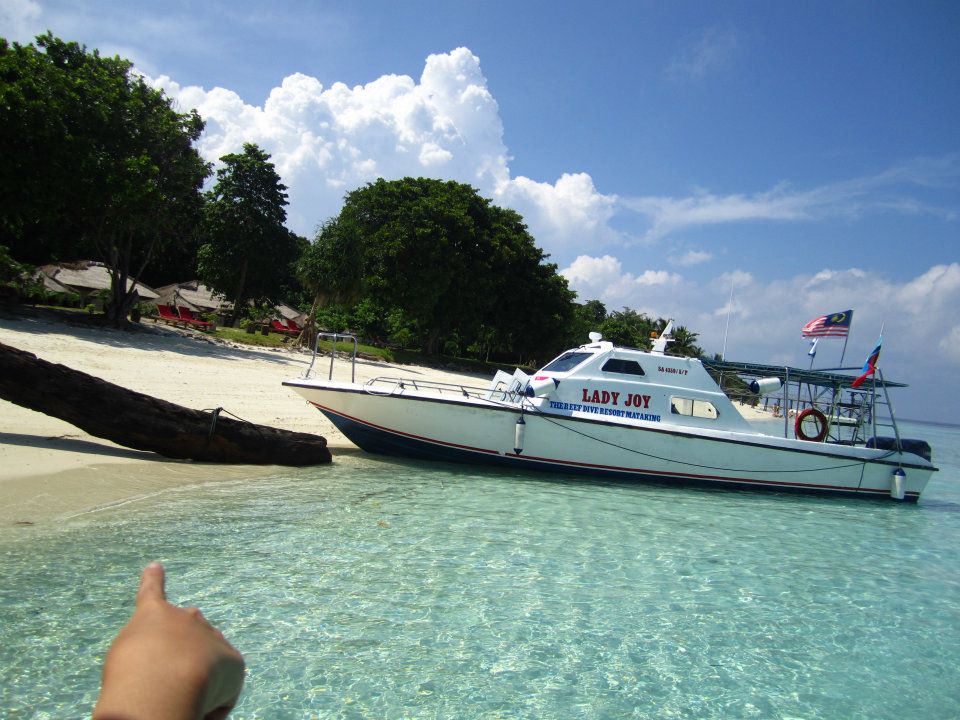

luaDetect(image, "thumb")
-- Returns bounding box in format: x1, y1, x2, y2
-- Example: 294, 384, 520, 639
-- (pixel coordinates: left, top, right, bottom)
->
136, 562, 167, 606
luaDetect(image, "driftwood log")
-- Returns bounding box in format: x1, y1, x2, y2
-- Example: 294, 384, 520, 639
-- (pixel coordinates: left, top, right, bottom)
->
0, 341, 331, 465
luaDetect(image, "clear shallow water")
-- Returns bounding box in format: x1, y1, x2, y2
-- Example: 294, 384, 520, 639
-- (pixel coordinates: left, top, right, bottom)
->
2, 421, 959, 719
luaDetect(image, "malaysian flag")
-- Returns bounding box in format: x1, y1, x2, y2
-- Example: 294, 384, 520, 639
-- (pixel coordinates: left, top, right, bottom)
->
801, 310, 853, 338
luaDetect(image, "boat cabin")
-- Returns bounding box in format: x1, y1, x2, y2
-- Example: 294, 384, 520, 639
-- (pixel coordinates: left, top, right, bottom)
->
488, 338, 756, 433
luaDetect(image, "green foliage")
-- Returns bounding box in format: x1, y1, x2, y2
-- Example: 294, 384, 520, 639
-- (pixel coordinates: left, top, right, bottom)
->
314, 304, 352, 333
668, 325, 703, 358
599, 308, 657, 349
297, 219, 362, 307
0, 34, 210, 323
198, 144, 300, 320
0, 245, 28, 283
564, 300, 608, 347
304, 177, 574, 361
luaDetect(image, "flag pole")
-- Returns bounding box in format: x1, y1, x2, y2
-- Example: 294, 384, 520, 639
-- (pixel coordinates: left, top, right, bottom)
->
838, 312, 853, 366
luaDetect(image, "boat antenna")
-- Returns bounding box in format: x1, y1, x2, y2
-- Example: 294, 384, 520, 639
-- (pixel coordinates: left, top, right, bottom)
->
721, 276, 734, 360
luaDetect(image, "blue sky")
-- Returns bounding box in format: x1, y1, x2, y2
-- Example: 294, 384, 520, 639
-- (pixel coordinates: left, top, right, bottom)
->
4, 0, 959, 421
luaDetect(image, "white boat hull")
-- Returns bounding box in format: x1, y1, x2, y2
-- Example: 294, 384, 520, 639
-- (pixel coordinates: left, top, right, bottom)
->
285, 380, 936, 501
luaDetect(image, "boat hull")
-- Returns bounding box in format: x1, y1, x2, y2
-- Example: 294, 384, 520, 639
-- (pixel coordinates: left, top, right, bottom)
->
285, 381, 936, 501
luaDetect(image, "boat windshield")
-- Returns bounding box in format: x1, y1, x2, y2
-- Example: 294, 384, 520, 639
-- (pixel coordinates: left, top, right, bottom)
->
541, 351, 594, 373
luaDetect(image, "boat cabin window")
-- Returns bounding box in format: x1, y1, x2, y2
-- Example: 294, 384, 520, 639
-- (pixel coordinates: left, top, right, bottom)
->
670, 396, 718, 419
602, 359, 645, 376
542, 352, 593, 373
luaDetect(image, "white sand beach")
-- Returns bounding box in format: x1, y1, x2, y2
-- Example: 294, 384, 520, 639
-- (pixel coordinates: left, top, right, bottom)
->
0, 311, 487, 530
0, 311, 777, 531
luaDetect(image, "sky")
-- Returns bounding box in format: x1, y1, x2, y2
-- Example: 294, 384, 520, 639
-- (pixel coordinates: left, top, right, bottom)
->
3, 0, 959, 422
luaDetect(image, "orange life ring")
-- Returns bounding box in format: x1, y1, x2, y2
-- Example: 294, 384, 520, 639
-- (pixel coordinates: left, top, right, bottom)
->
795, 408, 829, 442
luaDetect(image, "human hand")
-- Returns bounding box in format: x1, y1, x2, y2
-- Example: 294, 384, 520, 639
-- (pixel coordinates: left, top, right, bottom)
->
92, 562, 245, 720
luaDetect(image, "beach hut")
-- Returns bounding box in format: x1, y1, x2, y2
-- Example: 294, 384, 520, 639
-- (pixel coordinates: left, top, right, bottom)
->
154, 281, 233, 325
274, 302, 309, 327
38, 261, 159, 309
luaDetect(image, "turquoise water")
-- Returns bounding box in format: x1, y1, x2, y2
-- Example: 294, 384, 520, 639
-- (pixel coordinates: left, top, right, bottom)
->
2, 420, 959, 719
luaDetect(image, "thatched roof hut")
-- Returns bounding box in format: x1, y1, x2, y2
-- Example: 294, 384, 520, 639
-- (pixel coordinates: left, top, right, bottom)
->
38, 261, 159, 306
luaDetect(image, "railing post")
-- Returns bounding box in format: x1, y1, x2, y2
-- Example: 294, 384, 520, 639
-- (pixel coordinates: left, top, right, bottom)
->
304, 332, 358, 382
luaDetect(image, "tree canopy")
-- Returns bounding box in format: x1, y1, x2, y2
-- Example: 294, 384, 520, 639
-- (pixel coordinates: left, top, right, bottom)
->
198, 143, 304, 320
565, 304, 702, 358
0, 33, 210, 322
301, 178, 575, 361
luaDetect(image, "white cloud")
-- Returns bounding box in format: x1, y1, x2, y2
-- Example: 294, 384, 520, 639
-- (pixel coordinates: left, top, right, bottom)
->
939, 324, 960, 363
0, 0, 42, 41
666, 26, 739, 81
561, 255, 682, 307
620, 160, 960, 242
152, 47, 626, 248
152, 47, 523, 234
495, 173, 621, 249
671, 249, 713, 267
563, 252, 960, 357
148, 46, 957, 258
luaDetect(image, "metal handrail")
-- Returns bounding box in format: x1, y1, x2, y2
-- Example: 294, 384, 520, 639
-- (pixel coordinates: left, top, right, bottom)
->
304, 332, 358, 382
364, 376, 494, 399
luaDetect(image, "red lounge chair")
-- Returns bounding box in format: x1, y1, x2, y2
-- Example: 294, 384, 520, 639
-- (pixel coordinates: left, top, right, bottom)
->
285, 318, 302, 333
271, 319, 298, 335
177, 306, 214, 330
157, 304, 185, 325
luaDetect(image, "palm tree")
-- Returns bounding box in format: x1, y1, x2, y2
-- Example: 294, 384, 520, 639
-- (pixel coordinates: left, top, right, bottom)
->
668, 325, 703, 358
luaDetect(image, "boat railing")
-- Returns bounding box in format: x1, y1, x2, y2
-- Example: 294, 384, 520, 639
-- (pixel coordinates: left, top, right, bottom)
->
304, 332, 358, 382
719, 364, 902, 447
363, 376, 514, 403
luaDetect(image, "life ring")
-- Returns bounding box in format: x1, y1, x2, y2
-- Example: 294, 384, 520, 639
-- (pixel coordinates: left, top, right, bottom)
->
795, 408, 829, 442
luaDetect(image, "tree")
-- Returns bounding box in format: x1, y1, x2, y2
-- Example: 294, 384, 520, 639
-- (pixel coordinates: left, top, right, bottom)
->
667, 326, 703, 358
0, 34, 211, 322
600, 308, 656, 349
481, 205, 574, 364
303, 178, 575, 359
197, 144, 300, 323
565, 299, 607, 348
295, 217, 363, 342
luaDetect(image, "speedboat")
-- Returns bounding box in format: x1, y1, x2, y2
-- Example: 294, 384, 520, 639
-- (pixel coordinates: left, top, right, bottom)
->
284, 329, 937, 501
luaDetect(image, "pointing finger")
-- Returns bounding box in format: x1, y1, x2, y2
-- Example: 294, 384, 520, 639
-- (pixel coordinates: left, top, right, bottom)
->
136, 561, 166, 606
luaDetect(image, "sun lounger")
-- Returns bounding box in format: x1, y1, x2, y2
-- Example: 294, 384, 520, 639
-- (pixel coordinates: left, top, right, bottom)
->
271, 319, 298, 335
157, 304, 185, 326
177, 306, 214, 330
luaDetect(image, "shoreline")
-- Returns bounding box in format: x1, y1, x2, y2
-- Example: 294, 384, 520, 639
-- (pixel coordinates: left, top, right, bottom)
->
1, 310, 776, 534
0, 311, 484, 534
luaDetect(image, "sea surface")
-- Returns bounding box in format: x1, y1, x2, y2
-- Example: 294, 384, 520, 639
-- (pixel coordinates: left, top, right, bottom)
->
2, 420, 959, 719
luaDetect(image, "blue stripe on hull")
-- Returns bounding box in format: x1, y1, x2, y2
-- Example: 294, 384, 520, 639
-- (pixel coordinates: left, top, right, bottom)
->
319, 408, 919, 502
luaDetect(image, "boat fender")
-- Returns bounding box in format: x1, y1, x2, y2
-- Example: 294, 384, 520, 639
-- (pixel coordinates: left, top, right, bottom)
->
866, 437, 933, 462
749, 377, 782, 396
514, 416, 526, 454
795, 408, 829, 442
890, 468, 906, 500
